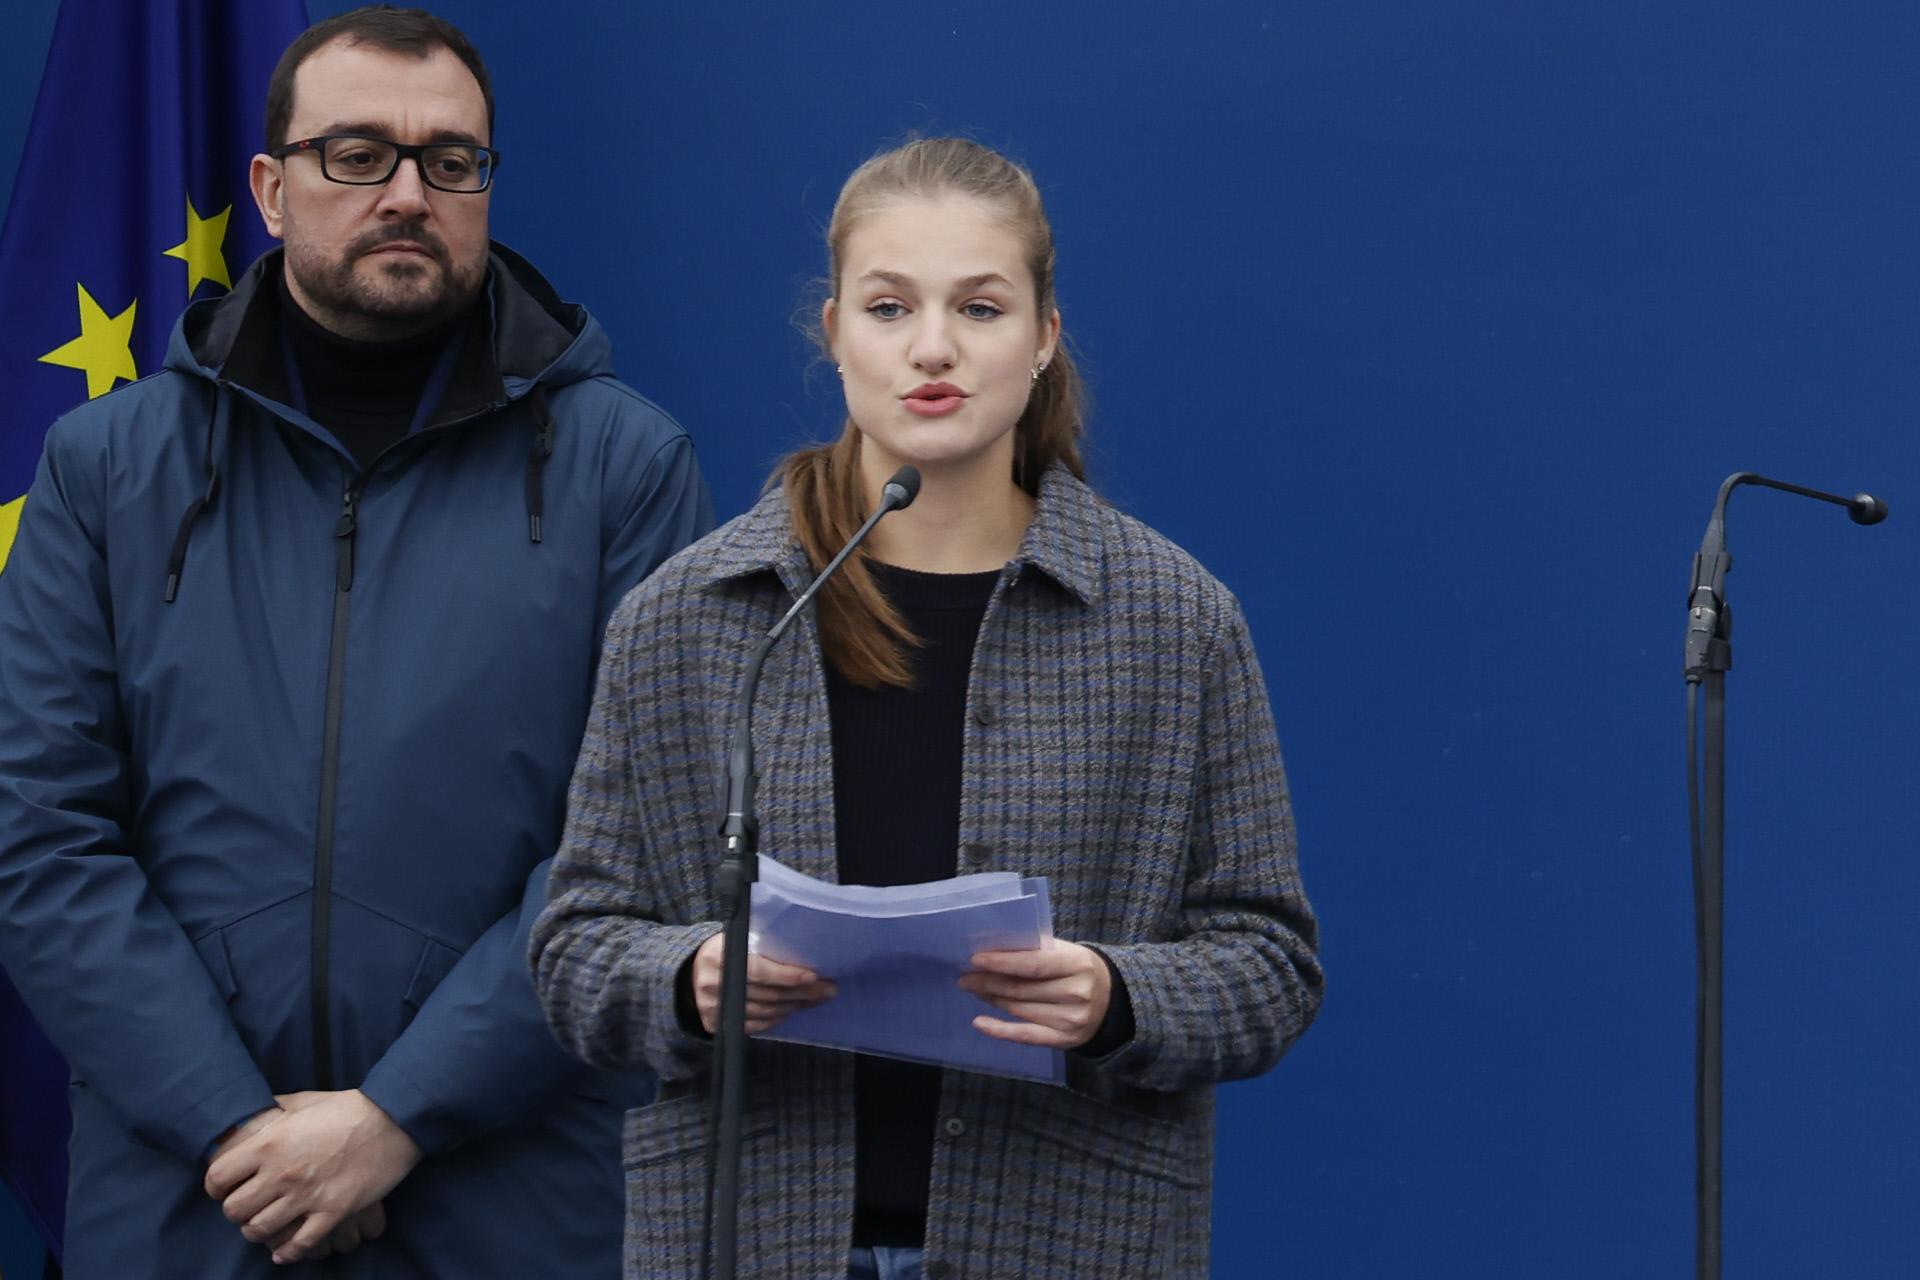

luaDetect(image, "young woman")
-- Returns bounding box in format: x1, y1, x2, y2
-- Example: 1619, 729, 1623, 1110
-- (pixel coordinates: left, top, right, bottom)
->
531, 137, 1322, 1280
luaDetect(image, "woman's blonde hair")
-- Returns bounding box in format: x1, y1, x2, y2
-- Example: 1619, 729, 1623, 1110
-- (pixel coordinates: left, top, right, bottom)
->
779, 138, 1087, 688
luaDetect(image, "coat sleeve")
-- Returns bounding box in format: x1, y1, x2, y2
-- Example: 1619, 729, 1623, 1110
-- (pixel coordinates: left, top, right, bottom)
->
595, 415, 715, 632
359, 413, 714, 1154
0, 425, 276, 1164
530, 585, 722, 1084
1087, 598, 1324, 1093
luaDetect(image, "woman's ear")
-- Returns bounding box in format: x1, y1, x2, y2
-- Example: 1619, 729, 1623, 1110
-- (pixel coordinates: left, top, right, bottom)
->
1037, 307, 1062, 370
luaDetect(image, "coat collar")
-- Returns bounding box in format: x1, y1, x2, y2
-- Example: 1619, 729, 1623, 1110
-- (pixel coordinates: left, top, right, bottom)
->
692, 463, 1106, 606
166, 241, 600, 401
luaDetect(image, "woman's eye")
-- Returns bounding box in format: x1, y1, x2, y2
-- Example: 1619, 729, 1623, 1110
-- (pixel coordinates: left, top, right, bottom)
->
866, 301, 907, 320
962, 302, 1003, 321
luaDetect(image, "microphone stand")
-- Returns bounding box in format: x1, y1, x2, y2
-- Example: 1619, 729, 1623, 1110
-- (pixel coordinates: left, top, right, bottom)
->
1682, 472, 1885, 1280
705, 468, 919, 1280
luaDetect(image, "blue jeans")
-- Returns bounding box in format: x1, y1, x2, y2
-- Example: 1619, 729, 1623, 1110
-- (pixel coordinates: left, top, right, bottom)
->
848, 1245, 924, 1280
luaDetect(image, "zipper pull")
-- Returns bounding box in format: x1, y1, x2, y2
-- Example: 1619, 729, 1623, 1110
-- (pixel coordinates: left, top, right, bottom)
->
334, 486, 359, 592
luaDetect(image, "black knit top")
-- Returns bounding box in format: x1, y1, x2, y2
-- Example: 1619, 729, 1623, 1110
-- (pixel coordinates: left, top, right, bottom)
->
828, 561, 998, 1248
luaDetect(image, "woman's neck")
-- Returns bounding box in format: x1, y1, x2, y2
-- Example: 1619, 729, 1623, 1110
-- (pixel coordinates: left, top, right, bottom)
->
859, 451, 1035, 573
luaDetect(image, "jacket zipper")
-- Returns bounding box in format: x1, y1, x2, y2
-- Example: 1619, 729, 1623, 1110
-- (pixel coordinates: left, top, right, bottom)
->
300, 399, 522, 1090
310, 476, 360, 1089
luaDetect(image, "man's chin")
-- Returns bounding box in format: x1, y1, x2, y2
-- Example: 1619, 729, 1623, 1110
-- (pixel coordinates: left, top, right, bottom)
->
349, 269, 459, 321
358, 254, 440, 288
286, 251, 480, 339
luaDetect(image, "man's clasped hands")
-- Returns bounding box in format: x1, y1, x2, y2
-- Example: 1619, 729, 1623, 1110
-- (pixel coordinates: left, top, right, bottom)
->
196, 936, 1112, 1267
203, 1089, 422, 1266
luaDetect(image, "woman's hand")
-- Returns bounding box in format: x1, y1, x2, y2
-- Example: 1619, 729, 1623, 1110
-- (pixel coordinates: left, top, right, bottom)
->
689, 933, 837, 1035
959, 939, 1112, 1049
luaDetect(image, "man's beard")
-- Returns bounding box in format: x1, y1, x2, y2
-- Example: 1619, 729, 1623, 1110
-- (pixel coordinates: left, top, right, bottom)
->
284, 219, 485, 341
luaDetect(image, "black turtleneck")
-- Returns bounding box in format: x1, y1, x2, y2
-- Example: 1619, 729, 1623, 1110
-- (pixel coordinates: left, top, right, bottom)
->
275, 270, 471, 470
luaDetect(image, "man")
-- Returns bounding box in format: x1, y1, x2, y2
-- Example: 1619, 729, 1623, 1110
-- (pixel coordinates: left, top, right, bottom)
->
0, 8, 711, 1276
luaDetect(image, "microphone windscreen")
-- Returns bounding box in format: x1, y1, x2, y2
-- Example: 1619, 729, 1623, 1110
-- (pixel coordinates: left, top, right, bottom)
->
883, 466, 922, 510
1849, 493, 1889, 525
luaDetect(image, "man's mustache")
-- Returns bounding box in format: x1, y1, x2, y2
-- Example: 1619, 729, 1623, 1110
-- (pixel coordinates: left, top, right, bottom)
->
349, 222, 448, 263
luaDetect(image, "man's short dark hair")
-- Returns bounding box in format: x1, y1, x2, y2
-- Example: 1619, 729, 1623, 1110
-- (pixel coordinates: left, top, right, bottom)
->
264, 5, 495, 149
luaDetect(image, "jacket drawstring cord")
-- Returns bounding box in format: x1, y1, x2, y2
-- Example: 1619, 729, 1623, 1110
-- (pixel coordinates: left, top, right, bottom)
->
524, 385, 554, 544
163, 388, 223, 603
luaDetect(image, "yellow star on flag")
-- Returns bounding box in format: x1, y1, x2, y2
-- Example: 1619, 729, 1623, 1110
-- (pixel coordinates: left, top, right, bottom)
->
0, 494, 23, 576
163, 198, 233, 295
40, 283, 138, 400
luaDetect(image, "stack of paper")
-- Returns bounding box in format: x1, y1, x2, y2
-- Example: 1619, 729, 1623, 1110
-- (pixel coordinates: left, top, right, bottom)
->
749, 856, 1065, 1084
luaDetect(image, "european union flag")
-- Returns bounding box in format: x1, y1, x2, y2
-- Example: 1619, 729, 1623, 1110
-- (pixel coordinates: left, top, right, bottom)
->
0, 0, 309, 1263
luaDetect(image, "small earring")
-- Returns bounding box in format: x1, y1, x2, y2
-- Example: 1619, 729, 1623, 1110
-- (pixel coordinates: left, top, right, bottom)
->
836, 364, 845, 375
1031, 363, 1047, 383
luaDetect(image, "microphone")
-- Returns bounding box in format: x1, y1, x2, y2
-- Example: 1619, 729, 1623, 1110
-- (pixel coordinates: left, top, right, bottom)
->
721, 462, 918, 852
765, 464, 919, 648
1849, 493, 1888, 526
706, 464, 918, 1280
1683, 471, 1887, 683
881, 466, 921, 514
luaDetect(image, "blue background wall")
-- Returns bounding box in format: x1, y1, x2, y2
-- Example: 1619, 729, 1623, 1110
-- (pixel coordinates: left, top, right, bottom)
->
3, 3, 1915, 1275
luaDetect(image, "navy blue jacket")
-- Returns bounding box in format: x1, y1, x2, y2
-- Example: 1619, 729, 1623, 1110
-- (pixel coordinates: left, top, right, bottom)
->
0, 245, 713, 1278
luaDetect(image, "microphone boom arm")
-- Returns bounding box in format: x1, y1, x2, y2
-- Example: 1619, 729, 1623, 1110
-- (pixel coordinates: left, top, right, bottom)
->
1683, 472, 1887, 685
706, 466, 920, 1280
1680, 466, 1884, 1280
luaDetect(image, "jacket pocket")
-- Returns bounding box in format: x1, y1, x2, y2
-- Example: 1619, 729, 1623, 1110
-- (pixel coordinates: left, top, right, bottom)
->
989, 1086, 1204, 1277
189, 894, 313, 1078
191, 926, 240, 1002
620, 1084, 776, 1169
401, 936, 463, 1015
618, 1086, 779, 1280
1012, 1085, 1207, 1189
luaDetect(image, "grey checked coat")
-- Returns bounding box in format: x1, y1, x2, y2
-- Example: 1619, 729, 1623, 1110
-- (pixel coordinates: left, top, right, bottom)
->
531, 467, 1322, 1279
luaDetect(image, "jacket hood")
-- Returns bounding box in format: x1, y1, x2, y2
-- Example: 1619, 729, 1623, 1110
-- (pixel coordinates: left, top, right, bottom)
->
152, 243, 619, 598
164, 241, 615, 399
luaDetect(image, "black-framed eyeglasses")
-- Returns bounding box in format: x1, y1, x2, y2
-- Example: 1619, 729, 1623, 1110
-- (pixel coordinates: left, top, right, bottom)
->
270, 134, 499, 193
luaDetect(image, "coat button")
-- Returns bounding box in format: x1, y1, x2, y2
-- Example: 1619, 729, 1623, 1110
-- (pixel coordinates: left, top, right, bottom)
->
962, 842, 992, 867
971, 702, 996, 727
924, 1263, 953, 1280
942, 1116, 966, 1138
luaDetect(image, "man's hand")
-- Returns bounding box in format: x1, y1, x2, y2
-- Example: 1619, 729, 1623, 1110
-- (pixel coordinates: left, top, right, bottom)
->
204, 1088, 421, 1265
327, 1200, 388, 1254
208, 1106, 284, 1164
252, 1095, 389, 1263
689, 932, 836, 1035
207, 1103, 383, 1263
959, 939, 1112, 1050
256, 1200, 388, 1265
